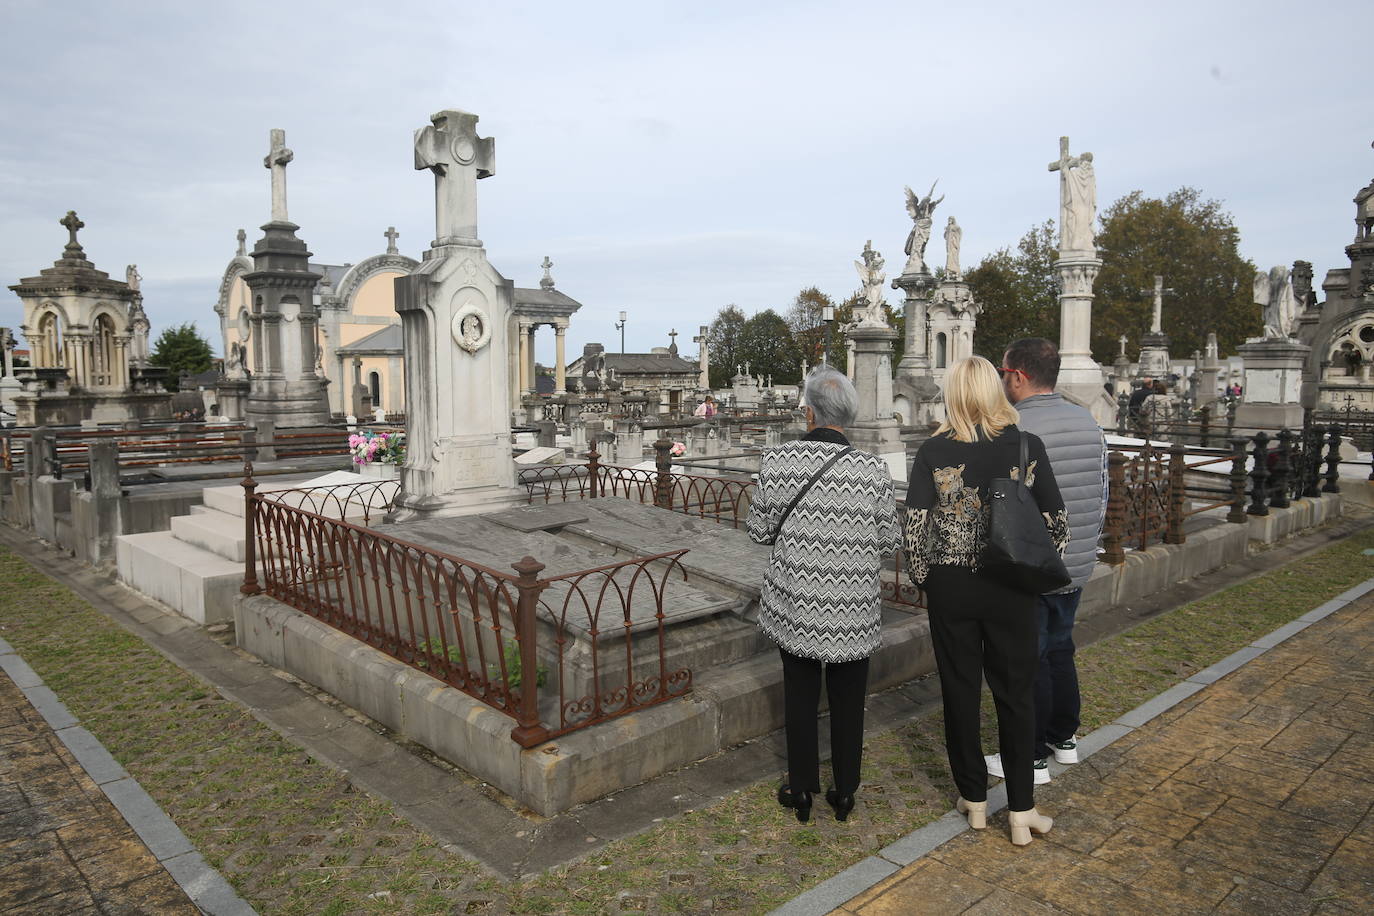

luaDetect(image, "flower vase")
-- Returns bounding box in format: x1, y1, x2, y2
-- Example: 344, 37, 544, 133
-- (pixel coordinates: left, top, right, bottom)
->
360, 462, 399, 480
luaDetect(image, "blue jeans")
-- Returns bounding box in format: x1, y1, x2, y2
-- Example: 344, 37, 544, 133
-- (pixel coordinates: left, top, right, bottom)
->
1033, 589, 1082, 760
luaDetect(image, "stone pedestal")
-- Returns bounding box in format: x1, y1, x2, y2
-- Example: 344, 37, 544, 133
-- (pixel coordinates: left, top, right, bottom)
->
214, 378, 250, 421
243, 221, 332, 427
1054, 251, 1116, 425
846, 324, 906, 480
891, 270, 941, 429
1137, 330, 1171, 381
1234, 337, 1310, 430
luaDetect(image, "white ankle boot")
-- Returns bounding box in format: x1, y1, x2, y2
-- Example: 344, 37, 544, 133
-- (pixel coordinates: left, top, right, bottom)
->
956, 797, 987, 829
1008, 807, 1053, 846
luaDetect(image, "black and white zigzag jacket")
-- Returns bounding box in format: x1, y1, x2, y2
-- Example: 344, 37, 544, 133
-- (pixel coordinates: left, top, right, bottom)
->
747, 428, 901, 663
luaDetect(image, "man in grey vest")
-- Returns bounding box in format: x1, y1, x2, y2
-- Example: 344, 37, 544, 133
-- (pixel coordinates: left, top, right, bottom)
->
987, 338, 1107, 784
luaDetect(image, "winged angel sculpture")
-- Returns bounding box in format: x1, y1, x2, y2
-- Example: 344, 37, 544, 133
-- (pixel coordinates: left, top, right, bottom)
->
903, 182, 944, 274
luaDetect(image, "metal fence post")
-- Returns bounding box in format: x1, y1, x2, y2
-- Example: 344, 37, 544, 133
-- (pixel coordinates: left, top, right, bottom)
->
241, 461, 261, 596
1199, 404, 1211, 449
509, 555, 551, 749
1227, 437, 1249, 523
1166, 442, 1186, 544
587, 443, 601, 499
1225, 399, 1236, 438
653, 437, 673, 510
1323, 424, 1341, 493
1101, 451, 1127, 564
1248, 432, 1270, 517
1271, 429, 1293, 509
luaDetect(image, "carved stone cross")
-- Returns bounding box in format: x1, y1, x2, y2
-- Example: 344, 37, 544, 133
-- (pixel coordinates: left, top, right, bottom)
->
540, 255, 554, 290
263, 129, 294, 223
236, 228, 247, 256
1119, 334, 1128, 357
668, 328, 678, 347
384, 226, 399, 254
413, 109, 495, 245
60, 210, 84, 252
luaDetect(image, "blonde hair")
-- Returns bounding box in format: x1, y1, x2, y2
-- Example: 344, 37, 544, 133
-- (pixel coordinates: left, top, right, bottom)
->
935, 356, 1019, 443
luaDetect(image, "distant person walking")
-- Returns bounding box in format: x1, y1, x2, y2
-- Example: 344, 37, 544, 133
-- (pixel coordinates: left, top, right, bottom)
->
747, 366, 900, 824
990, 338, 1107, 789
904, 356, 1067, 845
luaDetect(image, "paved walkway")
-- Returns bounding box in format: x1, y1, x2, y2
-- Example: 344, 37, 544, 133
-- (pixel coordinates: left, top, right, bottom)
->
0, 641, 251, 914
796, 583, 1374, 916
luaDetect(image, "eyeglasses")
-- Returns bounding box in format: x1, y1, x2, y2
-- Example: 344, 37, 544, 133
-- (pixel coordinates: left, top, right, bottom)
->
996, 366, 1026, 379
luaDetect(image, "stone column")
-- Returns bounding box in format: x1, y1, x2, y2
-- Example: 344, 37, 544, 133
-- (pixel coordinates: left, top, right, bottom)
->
527, 325, 538, 395
845, 323, 904, 478
518, 320, 531, 395
893, 270, 935, 378
554, 322, 567, 395
694, 324, 710, 389
845, 338, 856, 381
1052, 251, 1116, 425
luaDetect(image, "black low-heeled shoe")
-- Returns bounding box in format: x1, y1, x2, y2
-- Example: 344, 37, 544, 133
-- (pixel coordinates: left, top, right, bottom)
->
776, 784, 813, 823
825, 788, 856, 822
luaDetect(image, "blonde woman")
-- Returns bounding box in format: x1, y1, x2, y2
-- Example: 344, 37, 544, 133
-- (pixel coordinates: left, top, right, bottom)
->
903, 356, 1069, 845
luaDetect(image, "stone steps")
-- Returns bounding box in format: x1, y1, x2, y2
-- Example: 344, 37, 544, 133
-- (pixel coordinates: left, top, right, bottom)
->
116, 470, 370, 625
171, 509, 246, 562
116, 530, 244, 625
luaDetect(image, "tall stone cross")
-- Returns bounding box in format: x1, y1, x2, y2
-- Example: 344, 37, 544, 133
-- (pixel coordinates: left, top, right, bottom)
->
1119, 334, 1128, 357
236, 228, 247, 256
668, 328, 678, 348
60, 210, 84, 254
1141, 275, 1175, 333
263, 129, 294, 223
413, 109, 495, 245
540, 255, 554, 290
384, 226, 399, 254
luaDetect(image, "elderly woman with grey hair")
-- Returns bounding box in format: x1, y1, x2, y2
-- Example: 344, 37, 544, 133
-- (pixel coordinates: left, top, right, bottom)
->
746, 365, 900, 823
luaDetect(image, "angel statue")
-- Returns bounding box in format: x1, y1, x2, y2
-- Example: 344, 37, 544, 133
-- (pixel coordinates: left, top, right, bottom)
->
853, 240, 888, 327
902, 181, 945, 274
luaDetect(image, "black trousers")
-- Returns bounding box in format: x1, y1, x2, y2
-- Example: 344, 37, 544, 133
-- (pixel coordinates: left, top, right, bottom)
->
778, 648, 870, 796
923, 566, 1039, 812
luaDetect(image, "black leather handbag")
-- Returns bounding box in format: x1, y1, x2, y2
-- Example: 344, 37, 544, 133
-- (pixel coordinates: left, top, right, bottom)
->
980, 432, 1071, 594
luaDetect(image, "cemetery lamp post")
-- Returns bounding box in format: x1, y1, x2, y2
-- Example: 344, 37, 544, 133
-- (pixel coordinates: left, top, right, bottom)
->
821, 304, 835, 366
615, 311, 627, 354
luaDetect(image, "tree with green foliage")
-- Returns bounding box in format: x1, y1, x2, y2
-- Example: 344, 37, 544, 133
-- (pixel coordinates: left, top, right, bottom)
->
1092, 188, 1257, 359
737, 309, 801, 385
704, 305, 747, 389
965, 221, 1059, 362
149, 322, 214, 391
784, 287, 835, 368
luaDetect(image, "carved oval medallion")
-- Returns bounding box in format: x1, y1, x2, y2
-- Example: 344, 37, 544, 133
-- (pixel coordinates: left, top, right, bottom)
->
452, 297, 492, 354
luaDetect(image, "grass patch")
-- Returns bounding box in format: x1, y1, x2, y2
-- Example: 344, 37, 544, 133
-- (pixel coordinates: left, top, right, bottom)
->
0, 523, 1369, 914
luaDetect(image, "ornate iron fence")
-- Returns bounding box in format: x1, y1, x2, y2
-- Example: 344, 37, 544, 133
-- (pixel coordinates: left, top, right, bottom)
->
241, 467, 693, 747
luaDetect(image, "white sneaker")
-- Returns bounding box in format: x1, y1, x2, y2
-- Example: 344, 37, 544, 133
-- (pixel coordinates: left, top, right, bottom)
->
1051, 736, 1080, 765
984, 754, 1050, 785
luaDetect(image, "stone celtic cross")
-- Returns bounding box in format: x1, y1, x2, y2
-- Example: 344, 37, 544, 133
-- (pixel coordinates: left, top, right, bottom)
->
60, 210, 85, 253
413, 109, 495, 245
263, 129, 294, 223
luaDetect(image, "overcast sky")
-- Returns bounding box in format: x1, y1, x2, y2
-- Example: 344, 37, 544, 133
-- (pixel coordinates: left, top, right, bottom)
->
1, 0, 1368, 364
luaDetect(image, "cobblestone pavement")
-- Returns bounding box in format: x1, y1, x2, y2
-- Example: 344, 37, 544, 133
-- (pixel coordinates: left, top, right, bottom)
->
830, 590, 1374, 915
0, 666, 202, 914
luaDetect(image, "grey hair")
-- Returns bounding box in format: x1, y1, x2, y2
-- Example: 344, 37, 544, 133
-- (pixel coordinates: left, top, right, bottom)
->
802, 365, 859, 428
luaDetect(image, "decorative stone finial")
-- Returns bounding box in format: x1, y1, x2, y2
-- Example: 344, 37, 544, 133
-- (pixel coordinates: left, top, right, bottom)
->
236, 228, 247, 256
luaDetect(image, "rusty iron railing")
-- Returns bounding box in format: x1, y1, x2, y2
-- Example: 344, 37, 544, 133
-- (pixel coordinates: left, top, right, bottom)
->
243, 467, 693, 746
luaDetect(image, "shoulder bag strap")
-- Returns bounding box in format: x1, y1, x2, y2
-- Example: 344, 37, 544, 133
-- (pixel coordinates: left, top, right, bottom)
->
768, 446, 854, 543
1018, 430, 1029, 484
